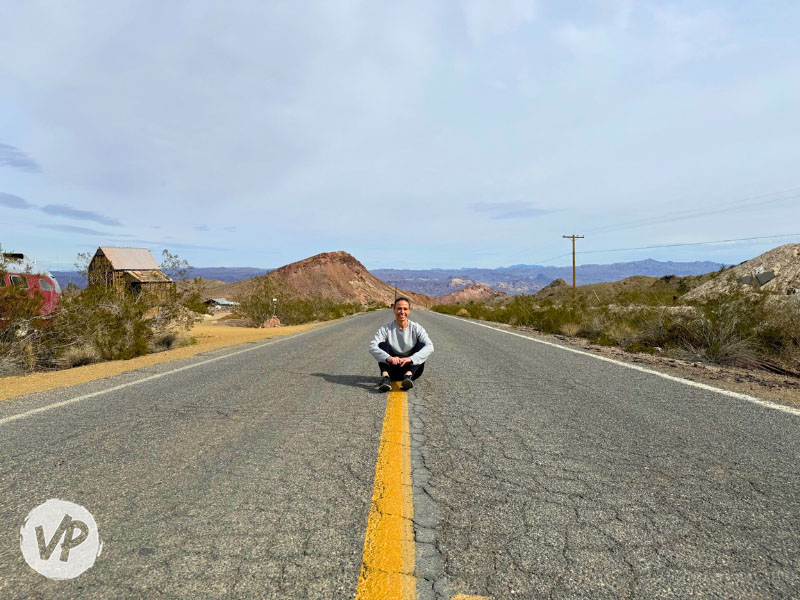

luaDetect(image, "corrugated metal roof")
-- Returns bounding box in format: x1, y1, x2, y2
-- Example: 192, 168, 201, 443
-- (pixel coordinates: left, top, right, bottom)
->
209, 298, 239, 305
125, 269, 173, 283
98, 247, 160, 270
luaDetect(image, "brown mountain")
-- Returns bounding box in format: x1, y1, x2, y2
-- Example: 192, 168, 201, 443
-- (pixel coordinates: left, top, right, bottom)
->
204, 251, 430, 306
435, 283, 507, 305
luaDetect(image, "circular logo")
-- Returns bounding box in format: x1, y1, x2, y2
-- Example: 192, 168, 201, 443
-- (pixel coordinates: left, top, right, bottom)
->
20, 499, 102, 580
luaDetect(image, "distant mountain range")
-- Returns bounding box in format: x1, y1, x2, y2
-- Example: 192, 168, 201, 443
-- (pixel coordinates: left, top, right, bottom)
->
51, 258, 721, 296
370, 259, 723, 296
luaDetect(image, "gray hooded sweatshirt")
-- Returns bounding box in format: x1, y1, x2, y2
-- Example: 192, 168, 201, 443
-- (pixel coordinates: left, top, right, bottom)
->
369, 320, 434, 365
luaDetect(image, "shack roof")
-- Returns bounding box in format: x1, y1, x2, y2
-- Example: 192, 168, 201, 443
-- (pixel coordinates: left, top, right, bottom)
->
97, 247, 160, 271
207, 298, 240, 306
125, 269, 173, 283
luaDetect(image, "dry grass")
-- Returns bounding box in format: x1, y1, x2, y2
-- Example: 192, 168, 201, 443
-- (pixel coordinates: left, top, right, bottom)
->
0, 321, 328, 402
559, 322, 581, 337
53, 344, 101, 369
435, 288, 800, 375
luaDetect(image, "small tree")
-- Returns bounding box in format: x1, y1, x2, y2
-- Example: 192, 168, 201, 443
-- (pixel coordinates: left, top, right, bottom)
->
75, 251, 92, 280
160, 249, 193, 281
237, 279, 280, 327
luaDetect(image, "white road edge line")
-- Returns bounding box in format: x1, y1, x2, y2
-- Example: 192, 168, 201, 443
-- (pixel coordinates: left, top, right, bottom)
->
0, 327, 325, 426
440, 313, 800, 417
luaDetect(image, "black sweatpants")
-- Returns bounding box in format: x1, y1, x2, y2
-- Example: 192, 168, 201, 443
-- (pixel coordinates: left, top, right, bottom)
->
377, 341, 427, 381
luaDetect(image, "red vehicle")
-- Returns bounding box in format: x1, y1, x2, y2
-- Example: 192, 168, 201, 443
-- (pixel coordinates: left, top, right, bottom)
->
1, 253, 62, 316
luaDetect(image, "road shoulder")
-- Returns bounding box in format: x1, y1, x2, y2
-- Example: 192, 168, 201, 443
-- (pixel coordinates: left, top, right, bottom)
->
0, 321, 330, 403
447, 315, 800, 409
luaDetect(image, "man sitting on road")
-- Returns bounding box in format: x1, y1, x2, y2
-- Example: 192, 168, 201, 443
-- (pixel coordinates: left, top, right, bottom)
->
369, 297, 434, 392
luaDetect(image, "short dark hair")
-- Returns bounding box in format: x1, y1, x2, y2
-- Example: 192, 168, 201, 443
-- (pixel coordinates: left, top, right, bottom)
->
393, 296, 411, 308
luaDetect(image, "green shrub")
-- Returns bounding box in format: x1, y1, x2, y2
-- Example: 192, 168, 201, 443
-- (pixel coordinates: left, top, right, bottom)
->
434, 287, 800, 372
237, 280, 364, 327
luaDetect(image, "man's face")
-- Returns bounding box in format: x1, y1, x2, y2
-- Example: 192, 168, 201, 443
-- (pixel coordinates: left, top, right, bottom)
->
394, 300, 410, 325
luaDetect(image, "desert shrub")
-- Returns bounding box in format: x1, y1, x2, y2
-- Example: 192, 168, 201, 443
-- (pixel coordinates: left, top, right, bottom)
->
0, 277, 49, 373
50, 286, 152, 360
559, 322, 580, 337
681, 292, 800, 367
0, 251, 202, 374
53, 344, 101, 369
430, 304, 460, 315
151, 331, 178, 352
0, 356, 22, 377
237, 280, 279, 327
279, 297, 361, 325
176, 335, 198, 347
456, 308, 470, 318
236, 280, 362, 327
434, 287, 800, 373
179, 278, 210, 315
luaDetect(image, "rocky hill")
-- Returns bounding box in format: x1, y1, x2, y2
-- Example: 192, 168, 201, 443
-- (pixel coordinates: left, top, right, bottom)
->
205, 251, 429, 306
684, 244, 800, 300
435, 283, 507, 305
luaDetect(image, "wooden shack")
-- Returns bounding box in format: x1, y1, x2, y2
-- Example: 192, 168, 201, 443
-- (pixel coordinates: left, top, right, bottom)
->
88, 247, 175, 299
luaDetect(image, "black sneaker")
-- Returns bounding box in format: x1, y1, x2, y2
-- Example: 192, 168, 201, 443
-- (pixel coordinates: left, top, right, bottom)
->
378, 376, 392, 392
401, 376, 413, 390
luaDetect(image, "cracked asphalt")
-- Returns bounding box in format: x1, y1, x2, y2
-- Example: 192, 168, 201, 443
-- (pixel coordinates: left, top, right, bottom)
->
0, 309, 798, 599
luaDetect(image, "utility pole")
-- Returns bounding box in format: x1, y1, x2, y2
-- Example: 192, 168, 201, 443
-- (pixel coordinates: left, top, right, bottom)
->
562, 234, 584, 293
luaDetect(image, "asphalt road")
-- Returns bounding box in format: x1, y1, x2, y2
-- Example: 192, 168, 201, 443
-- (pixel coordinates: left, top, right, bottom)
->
0, 309, 798, 599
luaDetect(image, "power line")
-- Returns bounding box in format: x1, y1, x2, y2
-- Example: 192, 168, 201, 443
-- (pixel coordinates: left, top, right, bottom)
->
574, 233, 800, 256
526, 233, 800, 267
521, 251, 572, 266
586, 187, 800, 235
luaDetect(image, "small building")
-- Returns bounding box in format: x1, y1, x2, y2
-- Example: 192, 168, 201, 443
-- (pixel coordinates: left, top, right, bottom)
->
88, 247, 175, 299
204, 298, 240, 310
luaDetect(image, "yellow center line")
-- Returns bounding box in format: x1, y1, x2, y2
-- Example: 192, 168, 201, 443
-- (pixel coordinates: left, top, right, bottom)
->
356, 381, 416, 599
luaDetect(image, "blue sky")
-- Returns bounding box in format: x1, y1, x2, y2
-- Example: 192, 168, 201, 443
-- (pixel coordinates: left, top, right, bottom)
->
1, 1, 799, 271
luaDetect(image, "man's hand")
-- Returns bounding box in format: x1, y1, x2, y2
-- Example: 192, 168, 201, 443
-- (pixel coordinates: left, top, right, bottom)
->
386, 356, 412, 367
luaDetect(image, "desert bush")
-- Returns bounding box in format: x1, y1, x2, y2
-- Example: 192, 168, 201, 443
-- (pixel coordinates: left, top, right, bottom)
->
456, 308, 471, 318
178, 277, 210, 315
151, 331, 178, 352
176, 334, 198, 347
434, 286, 800, 373
0, 355, 22, 377
50, 286, 152, 361
236, 280, 363, 327
0, 248, 203, 375
559, 322, 581, 337
237, 280, 279, 327
0, 273, 49, 373
430, 304, 460, 315
53, 344, 101, 369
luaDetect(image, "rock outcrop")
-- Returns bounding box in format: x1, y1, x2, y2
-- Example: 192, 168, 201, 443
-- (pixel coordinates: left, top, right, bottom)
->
684, 244, 800, 300
435, 283, 507, 305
